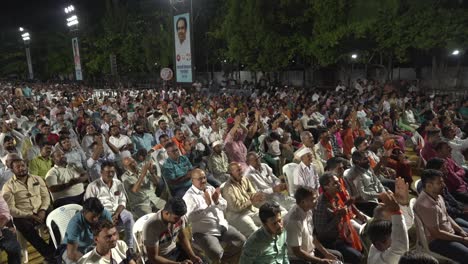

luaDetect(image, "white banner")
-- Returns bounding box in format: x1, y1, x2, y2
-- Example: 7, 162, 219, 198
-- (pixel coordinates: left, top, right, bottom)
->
72, 37, 83, 81
174, 13, 192, 83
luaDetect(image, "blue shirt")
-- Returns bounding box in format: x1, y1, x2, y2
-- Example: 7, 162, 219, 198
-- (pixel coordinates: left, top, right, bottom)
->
132, 133, 155, 152
61, 209, 112, 254
240, 226, 289, 264
162, 156, 193, 189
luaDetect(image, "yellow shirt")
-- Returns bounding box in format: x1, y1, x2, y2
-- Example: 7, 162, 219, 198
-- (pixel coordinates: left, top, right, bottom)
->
2, 174, 50, 217
222, 177, 258, 214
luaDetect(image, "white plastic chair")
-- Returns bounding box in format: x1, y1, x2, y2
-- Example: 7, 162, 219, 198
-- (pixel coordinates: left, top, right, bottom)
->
413, 179, 422, 195
413, 213, 453, 263
46, 204, 83, 248
282, 163, 299, 196
420, 149, 427, 167
133, 213, 156, 262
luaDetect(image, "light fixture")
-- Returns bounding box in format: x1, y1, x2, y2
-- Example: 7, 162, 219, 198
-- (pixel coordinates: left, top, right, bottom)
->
67, 15, 77, 22
452, 49, 460, 56
65, 5, 75, 14
351, 54, 358, 59
22, 36, 30, 41
67, 20, 79, 27
19, 27, 24, 32
21, 32, 30, 38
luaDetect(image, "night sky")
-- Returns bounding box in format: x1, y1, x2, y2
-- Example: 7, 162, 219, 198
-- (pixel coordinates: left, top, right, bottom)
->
0, 0, 106, 36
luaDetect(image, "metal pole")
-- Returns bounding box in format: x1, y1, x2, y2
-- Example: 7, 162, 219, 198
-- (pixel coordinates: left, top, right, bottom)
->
25, 45, 33, 80
71, 36, 83, 80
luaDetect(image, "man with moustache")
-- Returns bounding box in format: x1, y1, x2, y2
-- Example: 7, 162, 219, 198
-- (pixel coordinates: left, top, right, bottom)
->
84, 161, 134, 249
183, 168, 245, 263
2, 158, 55, 262
45, 150, 88, 207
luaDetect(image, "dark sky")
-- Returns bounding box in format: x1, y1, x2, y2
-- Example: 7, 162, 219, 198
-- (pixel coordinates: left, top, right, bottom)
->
0, 0, 106, 36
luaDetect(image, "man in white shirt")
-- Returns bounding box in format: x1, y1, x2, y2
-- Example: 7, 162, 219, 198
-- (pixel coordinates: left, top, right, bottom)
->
292, 148, 319, 194
183, 169, 245, 263
285, 187, 343, 264
77, 219, 137, 264
199, 117, 212, 145
45, 150, 88, 208
84, 161, 134, 248
442, 125, 468, 167
367, 192, 408, 264
108, 125, 133, 162
246, 152, 294, 211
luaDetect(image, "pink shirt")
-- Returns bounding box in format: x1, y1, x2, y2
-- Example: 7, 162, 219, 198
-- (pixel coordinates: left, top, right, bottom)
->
224, 130, 247, 166
443, 157, 467, 193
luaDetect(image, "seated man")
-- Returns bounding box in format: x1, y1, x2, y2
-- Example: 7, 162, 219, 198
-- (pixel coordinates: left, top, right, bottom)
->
285, 186, 343, 264
57, 135, 87, 171
207, 140, 230, 183
143, 198, 203, 264
121, 157, 166, 219
222, 162, 264, 238
442, 125, 468, 167
28, 142, 53, 178
414, 169, 468, 263
61, 198, 112, 263
0, 190, 21, 264
398, 251, 438, 264
78, 219, 139, 264
346, 151, 387, 216
292, 148, 319, 194
240, 202, 289, 264
183, 168, 245, 263
246, 152, 294, 211
421, 128, 441, 162
314, 172, 363, 264
45, 150, 88, 208
2, 158, 55, 262
434, 140, 468, 203
161, 142, 193, 197
367, 192, 409, 264
84, 161, 134, 249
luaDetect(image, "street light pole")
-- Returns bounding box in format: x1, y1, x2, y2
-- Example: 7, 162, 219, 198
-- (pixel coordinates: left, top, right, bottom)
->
19, 27, 33, 80
65, 5, 83, 81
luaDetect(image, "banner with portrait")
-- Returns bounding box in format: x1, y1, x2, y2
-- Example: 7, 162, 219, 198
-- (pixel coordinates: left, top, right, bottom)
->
72, 37, 83, 81
173, 13, 192, 83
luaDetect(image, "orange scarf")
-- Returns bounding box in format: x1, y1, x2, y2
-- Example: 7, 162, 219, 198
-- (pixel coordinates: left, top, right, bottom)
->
324, 191, 362, 251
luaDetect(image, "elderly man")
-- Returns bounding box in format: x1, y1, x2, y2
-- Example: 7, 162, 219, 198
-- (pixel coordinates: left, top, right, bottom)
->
295, 131, 324, 176
84, 161, 134, 248
183, 168, 245, 263
292, 148, 319, 194
246, 152, 294, 211
207, 140, 230, 182
222, 162, 264, 237
121, 157, 166, 218
2, 158, 55, 262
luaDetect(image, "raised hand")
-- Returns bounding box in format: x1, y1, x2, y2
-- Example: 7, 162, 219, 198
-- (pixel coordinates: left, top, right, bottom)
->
394, 177, 409, 206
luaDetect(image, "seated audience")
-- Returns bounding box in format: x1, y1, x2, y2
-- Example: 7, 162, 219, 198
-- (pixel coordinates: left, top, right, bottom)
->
183, 168, 245, 263
240, 202, 289, 264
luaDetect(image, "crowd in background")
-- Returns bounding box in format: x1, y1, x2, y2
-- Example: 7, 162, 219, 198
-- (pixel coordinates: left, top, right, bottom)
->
0, 79, 465, 264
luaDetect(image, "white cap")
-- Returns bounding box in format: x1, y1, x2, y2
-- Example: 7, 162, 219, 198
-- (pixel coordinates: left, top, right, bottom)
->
295, 147, 312, 158
212, 140, 224, 148
6, 105, 13, 109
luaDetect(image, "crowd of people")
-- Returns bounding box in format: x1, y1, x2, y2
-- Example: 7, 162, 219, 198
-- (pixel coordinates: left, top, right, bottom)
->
0, 79, 466, 264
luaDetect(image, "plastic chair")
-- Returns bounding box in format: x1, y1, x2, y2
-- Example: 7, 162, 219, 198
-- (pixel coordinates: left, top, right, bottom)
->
282, 163, 299, 196
133, 213, 156, 262
413, 213, 453, 263
413, 179, 421, 195
46, 204, 83, 248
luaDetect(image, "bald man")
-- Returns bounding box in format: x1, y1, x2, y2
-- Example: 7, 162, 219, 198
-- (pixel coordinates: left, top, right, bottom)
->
121, 157, 166, 219
183, 169, 245, 263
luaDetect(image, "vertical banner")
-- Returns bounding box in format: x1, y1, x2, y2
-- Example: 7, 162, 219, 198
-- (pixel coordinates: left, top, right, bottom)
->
174, 13, 192, 83
25, 47, 33, 80
71, 37, 83, 81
